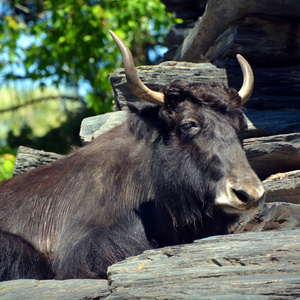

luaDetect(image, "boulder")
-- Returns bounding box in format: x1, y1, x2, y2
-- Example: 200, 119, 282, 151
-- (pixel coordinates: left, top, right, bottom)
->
0, 279, 109, 300
232, 202, 300, 233
1, 228, 299, 299
174, 0, 300, 63
13, 146, 64, 177
263, 170, 300, 204
109, 62, 300, 136
107, 228, 300, 299
244, 133, 300, 179
79, 111, 127, 144
109, 61, 228, 110
205, 15, 300, 67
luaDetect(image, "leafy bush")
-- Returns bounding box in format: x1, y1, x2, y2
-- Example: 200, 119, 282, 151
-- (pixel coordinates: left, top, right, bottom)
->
0, 146, 17, 181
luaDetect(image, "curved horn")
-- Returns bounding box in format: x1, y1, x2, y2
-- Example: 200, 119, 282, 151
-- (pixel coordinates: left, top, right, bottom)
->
236, 54, 254, 105
109, 30, 164, 106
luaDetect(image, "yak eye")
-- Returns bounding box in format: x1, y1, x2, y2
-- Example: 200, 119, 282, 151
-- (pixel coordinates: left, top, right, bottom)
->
180, 119, 200, 135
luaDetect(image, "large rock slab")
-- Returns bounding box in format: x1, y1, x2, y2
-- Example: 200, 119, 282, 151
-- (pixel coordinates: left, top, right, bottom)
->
0, 279, 109, 300
263, 170, 300, 204
107, 228, 300, 299
79, 111, 127, 144
174, 0, 300, 62
1, 228, 300, 299
13, 146, 64, 176
109, 61, 228, 110
205, 15, 300, 67
244, 133, 300, 179
232, 202, 300, 233
109, 62, 300, 135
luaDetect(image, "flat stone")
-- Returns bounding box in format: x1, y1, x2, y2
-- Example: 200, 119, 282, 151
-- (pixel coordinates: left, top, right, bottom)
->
0, 279, 109, 300
79, 111, 127, 144
107, 228, 300, 299
109, 61, 300, 136
244, 133, 300, 179
13, 146, 64, 177
205, 15, 300, 67
263, 170, 300, 204
232, 202, 300, 233
174, 0, 300, 62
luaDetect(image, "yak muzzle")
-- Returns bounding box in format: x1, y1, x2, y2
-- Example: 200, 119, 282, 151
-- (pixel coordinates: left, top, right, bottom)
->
215, 171, 265, 215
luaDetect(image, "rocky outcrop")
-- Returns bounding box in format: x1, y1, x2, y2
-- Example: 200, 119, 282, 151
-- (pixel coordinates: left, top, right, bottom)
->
263, 171, 300, 204
13, 146, 64, 177
0, 279, 109, 300
171, 0, 300, 65
109, 62, 300, 136
79, 111, 127, 144
107, 228, 300, 299
244, 133, 300, 179
1, 228, 299, 299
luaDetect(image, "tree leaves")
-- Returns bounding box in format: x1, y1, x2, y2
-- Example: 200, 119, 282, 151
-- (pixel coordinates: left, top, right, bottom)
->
1, 0, 175, 114
0, 1, 174, 113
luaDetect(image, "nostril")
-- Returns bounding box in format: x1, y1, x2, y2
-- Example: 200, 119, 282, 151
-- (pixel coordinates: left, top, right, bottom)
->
232, 189, 250, 204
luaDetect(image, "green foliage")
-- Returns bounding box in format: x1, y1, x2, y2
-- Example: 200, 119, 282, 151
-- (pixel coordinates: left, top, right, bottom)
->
0, 1, 177, 181
1, 0, 176, 115
0, 146, 17, 181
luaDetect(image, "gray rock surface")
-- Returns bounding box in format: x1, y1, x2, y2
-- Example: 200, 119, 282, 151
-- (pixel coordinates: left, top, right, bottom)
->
174, 0, 300, 62
232, 202, 300, 233
2, 228, 299, 299
80, 111, 127, 144
244, 133, 300, 179
109, 61, 228, 110
109, 62, 300, 136
263, 170, 300, 204
0, 279, 109, 300
107, 228, 300, 299
205, 15, 300, 66
13, 146, 64, 176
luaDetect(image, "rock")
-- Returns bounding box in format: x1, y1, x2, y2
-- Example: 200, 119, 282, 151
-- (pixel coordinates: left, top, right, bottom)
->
80, 111, 127, 144
13, 146, 64, 177
244, 133, 300, 179
107, 228, 300, 299
109, 61, 300, 135
174, 0, 300, 62
205, 15, 300, 67
244, 109, 300, 137
263, 170, 300, 204
0, 279, 109, 300
109, 61, 228, 110
232, 202, 300, 233
2, 228, 300, 298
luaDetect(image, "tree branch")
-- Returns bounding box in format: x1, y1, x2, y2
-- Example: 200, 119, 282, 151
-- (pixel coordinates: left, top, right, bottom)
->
0, 95, 85, 114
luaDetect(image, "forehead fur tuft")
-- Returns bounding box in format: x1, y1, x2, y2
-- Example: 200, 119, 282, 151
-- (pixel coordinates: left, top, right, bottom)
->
162, 79, 242, 113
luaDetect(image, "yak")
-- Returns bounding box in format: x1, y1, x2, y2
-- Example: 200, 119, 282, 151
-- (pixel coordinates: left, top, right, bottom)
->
0, 31, 265, 281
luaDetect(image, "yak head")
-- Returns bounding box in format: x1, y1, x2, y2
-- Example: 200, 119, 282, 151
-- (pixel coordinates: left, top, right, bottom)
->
109, 31, 265, 231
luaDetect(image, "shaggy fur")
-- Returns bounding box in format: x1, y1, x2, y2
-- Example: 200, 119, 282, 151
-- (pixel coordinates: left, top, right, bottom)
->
0, 79, 250, 280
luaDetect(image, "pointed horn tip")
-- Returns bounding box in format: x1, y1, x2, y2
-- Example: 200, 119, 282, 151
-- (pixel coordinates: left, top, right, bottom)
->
236, 54, 254, 104
109, 29, 165, 106
236, 54, 246, 64
109, 30, 117, 41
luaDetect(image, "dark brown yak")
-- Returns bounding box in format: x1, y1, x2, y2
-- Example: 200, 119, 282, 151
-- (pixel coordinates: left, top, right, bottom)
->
0, 31, 265, 281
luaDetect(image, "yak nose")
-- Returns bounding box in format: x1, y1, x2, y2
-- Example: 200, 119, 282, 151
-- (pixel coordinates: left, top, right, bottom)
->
232, 184, 265, 209
215, 174, 265, 215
